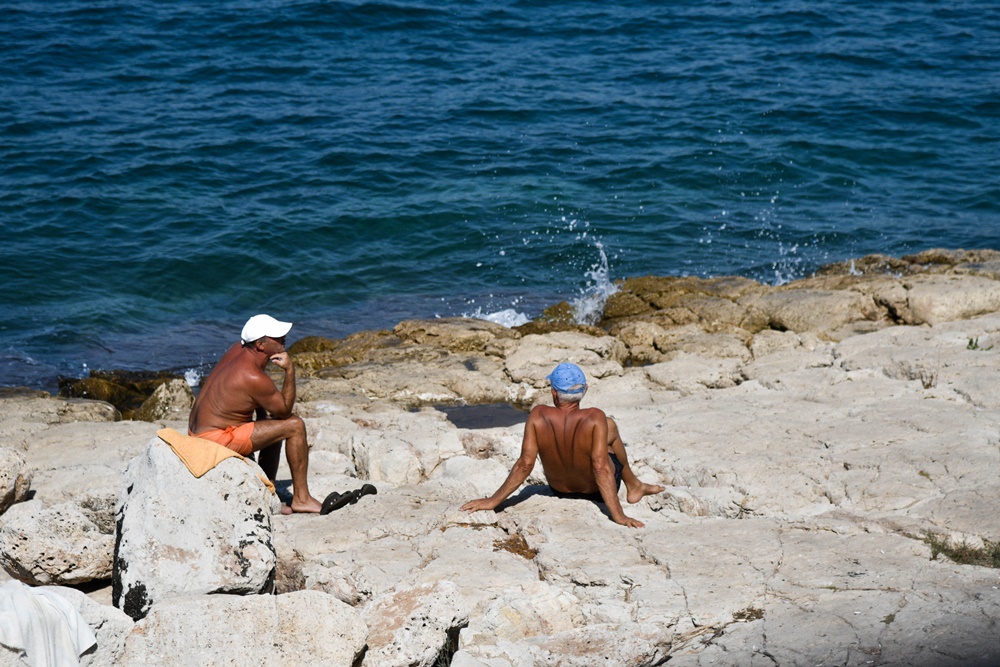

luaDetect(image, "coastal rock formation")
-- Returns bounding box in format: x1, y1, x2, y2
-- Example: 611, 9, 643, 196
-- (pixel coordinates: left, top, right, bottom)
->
20, 420, 154, 510
362, 580, 470, 667
598, 248, 1000, 363
113, 439, 280, 620
0, 449, 30, 516
2, 250, 1000, 665
0, 500, 113, 586
58, 370, 186, 421
117, 590, 367, 666
0, 396, 117, 457
456, 622, 668, 666
131, 379, 194, 422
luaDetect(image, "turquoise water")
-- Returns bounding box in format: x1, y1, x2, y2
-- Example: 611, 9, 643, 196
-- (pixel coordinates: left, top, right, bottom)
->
2, 0, 999, 390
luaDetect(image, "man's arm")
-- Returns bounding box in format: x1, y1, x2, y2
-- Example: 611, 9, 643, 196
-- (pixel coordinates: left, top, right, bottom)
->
461, 412, 540, 512
590, 413, 643, 528
250, 352, 296, 419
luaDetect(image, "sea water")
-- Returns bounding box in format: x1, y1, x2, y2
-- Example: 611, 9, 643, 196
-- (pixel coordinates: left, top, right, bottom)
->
1, 0, 998, 391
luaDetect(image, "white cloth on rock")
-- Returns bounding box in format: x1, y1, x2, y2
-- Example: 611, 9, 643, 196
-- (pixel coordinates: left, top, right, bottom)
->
0, 580, 96, 667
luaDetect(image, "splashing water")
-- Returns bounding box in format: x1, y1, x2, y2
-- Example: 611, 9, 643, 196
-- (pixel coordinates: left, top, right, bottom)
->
463, 215, 621, 329
463, 307, 530, 328
463, 240, 618, 329
572, 242, 618, 325
184, 368, 202, 388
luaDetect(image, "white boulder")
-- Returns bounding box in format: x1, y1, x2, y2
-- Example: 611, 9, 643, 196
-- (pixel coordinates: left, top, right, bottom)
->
113, 438, 280, 620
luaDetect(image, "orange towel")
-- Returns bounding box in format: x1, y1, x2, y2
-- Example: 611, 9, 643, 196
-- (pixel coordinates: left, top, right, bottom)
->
156, 428, 275, 494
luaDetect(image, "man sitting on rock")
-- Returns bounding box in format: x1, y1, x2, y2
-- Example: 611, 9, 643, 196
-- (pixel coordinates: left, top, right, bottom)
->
461, 362, 664, 528
188, 314, 322, 514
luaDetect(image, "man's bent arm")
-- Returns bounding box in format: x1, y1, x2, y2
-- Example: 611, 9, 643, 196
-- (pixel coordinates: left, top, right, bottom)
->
276, 354, 296, 415
591, 416, 643, 528
461, 416, 539, 512
256, 352, 296, 419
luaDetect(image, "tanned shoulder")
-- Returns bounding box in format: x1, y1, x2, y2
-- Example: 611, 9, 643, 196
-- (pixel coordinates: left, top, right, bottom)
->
579, 406, 606, 422
526, 405, 550, 426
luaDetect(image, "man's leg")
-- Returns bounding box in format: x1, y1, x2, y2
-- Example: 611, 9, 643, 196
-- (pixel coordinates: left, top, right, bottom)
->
256, 442, 282, 482
251, 416, 322, 513
606, 417, 665, 504
253, 408, 281, 481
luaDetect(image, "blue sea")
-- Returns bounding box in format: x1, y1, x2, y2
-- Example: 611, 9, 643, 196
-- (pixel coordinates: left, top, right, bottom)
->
2, 0, 999, 392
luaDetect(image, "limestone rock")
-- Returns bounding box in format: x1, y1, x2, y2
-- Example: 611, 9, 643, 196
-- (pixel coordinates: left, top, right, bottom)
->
504, 332, 626, 387
113, 438, 280, 620
287, 335, 339, 353
59, 370, 184, 419
645, 354, 744, 394
905, 247, 1000, 269
132, 379, 194, 422
741, 288, 875, 334
394, 318, 520, 355
0, 397, 118, 452
462, 581, 583, 644
301, 554, 401, 606
460, 622, 669, 667
748, 328, 802, 358
0, 500, 113, 585
292, 329, 401, 375
362, 580, 470, 667
411, 522, 544, 613
896, 274, 1000, 325
601, 275, 765, 328
613, 320, 671, 364
318, 348, 534, 408
354, 435, 424, 485
57, 377, 138, 413
301, 536, 425, 606
650, 325, 751, 361
349, 408, 465, 484
8, 254, 1000, 667
18, 421, 152, 506
428, 455, 510, 497
0, 449, 30, 516
119, 590, 367, 666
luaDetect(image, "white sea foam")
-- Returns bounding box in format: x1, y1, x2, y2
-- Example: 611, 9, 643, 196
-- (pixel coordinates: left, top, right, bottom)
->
184, 368, 201, 388
465, 307, 530, 328
484, 308, 530, 327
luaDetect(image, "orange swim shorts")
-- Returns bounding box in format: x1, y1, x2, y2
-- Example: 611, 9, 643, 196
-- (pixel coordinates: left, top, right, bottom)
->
190, 422, 255, 457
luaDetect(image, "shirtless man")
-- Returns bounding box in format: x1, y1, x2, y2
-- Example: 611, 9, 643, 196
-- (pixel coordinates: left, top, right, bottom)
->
461, 362, 664, 528
188, 314, 322, 514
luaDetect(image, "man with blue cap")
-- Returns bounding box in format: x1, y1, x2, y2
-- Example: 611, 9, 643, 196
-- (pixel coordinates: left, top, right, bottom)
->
461, 362, 663, 527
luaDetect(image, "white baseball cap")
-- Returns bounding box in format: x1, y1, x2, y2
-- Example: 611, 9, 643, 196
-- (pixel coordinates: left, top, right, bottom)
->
241, 314, 293, 344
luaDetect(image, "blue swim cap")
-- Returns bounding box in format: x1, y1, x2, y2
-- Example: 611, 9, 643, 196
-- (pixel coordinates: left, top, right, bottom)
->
547, 363, 587, 393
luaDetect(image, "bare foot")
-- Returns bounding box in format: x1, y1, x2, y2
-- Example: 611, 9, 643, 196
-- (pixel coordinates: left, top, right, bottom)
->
280, 504, 293, 515
289, 496, 323, 513
627, 481, 665, 504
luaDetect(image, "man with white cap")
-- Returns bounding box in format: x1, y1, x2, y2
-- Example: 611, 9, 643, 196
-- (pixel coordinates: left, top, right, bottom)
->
461, 362, 663, 527
188, 314, 322, 514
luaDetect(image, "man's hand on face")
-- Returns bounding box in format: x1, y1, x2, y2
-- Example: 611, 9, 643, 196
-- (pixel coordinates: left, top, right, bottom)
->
269, 352, 291, 369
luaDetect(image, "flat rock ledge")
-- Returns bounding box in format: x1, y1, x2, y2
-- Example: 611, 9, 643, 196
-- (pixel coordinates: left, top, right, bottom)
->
2, 251, 1000, 665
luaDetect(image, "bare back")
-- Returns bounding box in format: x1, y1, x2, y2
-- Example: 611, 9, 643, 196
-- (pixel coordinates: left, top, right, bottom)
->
529, 404, 608, 494
188, 342, 278, 433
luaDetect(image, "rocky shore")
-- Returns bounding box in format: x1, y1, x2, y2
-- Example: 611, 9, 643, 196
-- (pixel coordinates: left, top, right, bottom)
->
3, 249, 1000, 666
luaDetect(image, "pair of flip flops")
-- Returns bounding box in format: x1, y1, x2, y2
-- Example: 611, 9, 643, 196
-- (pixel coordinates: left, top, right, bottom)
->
321, 484, 378, 515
